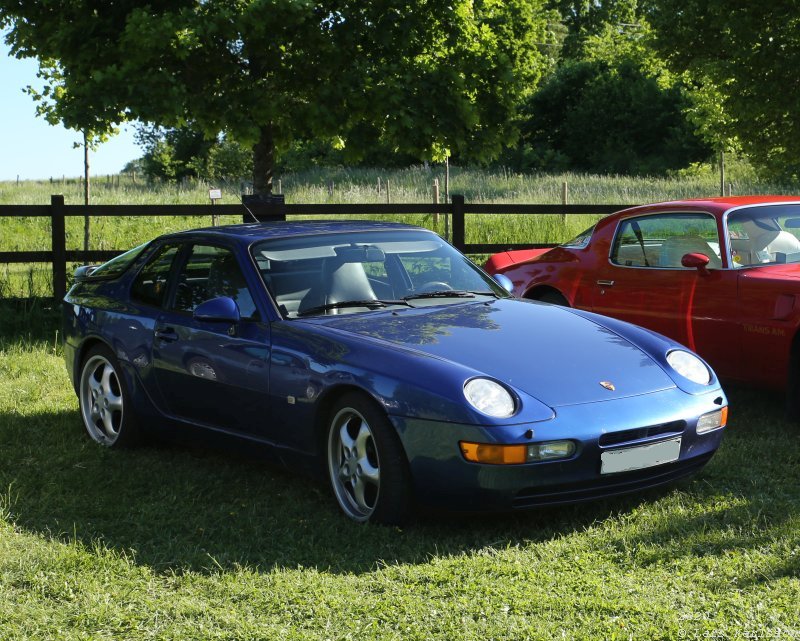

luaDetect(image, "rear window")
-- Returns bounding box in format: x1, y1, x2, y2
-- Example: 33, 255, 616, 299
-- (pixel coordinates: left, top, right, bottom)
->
561, 225, 595, 249
86, 243, 149, 279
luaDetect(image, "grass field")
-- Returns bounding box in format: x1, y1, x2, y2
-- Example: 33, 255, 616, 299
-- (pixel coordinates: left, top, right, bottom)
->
1, 168, 799, 639
0, 300, 798, 640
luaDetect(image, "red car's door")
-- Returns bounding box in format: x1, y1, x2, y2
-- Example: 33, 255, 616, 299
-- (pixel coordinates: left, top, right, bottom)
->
590, 212, 742, 380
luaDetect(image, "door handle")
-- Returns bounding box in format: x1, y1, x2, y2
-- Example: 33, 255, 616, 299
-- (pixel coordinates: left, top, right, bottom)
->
154, 326, 178, 342
596, 280, 615, 286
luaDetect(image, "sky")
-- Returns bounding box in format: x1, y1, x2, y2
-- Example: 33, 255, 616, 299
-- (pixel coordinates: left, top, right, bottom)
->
0, 34, 142, 181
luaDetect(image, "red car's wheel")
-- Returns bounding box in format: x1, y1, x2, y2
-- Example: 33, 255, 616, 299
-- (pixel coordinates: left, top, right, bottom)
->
533, 290, 569, 306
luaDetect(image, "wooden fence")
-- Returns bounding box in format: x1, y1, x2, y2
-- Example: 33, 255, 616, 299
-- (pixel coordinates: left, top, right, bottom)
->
0, 194, 623, 300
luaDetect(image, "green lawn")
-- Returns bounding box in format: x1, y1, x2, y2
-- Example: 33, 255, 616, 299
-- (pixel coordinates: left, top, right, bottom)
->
0, 301, 798, 640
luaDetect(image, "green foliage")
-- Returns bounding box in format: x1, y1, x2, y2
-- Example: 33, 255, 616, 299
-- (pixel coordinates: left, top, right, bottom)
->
507, 56, 711, 175
646, 0, 800, 179
0, 1, 559, 193
547, 0, 640, 60
206, 137, 253, 182
135, 125, 215, 182
133, 126, 256, 184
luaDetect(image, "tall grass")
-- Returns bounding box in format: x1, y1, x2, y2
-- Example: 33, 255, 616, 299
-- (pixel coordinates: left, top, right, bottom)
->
2, 163, 799, 297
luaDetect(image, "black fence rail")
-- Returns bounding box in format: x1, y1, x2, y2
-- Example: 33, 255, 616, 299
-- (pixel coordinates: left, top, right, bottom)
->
0, 194, 624, 300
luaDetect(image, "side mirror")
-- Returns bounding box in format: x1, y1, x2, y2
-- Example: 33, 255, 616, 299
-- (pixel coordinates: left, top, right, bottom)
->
681, 252, 711, 272
493, 273, 514, 294
193, 296, 241, 323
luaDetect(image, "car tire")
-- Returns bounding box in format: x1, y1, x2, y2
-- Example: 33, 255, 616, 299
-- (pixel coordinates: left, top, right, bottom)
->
535, 290, 569, 306
326, 392, 412, 524
78, 344, 141, 448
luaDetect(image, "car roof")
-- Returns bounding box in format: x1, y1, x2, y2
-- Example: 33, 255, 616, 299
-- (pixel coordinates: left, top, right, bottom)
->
159, 219, 428, 244
612, 195, 800, 219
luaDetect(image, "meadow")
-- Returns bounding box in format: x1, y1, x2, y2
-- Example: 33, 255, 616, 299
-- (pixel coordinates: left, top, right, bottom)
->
1, 167, 799, 639
0, 300, 798, 640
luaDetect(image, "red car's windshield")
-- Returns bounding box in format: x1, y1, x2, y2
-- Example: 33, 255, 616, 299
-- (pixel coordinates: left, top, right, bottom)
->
727, 204, 800, 267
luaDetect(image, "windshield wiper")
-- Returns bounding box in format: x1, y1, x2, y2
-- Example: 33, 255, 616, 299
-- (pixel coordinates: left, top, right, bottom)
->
404, 290, 505, 301
403, 290, 475, 301
297, 299, 411, 317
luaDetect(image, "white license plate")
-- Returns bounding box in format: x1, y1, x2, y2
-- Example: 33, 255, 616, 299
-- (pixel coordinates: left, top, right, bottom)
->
601, 436, 682, 475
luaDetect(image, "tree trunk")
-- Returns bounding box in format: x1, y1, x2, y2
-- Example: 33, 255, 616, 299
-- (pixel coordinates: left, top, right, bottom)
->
252, 124, 275, 195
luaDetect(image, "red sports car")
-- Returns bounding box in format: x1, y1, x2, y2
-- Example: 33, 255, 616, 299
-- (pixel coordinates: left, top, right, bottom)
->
485, 196, 800, 415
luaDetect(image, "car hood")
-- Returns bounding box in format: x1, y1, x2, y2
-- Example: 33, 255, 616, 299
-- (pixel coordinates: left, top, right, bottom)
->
309, 299, 676, 407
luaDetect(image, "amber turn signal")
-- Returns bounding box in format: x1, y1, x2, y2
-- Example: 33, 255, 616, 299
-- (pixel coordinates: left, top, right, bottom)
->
460, 442, 527, 465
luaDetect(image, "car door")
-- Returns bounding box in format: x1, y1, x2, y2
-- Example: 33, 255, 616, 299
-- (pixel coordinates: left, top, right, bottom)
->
590, 212, 741, 378
150, 242, 273, 437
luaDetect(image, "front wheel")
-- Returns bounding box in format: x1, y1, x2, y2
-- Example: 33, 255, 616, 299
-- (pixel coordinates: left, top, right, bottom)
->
78, 344, 140, 447
326, 392, 411, 524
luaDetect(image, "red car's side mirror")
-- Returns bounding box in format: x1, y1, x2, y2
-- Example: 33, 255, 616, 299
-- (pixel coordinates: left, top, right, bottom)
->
681, 252, 711, 272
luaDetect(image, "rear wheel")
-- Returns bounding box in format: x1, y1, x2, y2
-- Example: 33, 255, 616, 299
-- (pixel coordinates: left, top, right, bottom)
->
326, 392, 411, 524
78, 344, 140, 447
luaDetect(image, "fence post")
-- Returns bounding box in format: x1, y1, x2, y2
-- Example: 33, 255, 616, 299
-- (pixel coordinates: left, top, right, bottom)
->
51, 194, 67, 301
451, 194, 465, 251
433, 178, 440, 224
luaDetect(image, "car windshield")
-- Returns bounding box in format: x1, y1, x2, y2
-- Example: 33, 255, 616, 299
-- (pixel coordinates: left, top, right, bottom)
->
727, 205, 800, 267
251, 229, 508, 317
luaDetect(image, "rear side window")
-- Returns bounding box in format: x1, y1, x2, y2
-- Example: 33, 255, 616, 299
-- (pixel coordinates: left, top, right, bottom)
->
130, 245, 180, 308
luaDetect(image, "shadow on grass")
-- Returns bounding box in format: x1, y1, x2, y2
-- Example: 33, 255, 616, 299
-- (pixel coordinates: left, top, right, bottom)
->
0, 385, 797, 578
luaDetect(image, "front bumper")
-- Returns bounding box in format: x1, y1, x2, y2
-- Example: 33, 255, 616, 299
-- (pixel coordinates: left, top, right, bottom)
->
391, 387, 726, 512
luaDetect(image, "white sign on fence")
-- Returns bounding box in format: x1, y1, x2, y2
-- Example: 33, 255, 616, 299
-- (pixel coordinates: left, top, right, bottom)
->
208, 188, 222, 201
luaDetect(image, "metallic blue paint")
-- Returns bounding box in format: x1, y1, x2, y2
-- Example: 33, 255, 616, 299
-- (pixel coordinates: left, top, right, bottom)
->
63, 221, 728, 513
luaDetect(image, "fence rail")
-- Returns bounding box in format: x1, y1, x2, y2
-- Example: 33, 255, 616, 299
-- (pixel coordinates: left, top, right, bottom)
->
0, 194, 625, 300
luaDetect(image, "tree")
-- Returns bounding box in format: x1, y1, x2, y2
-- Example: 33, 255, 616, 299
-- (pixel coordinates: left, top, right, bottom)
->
135, 125, 215, 183
547, 0, 639, 59
505, 19, 711, 174
1, 1, 558, 194
646, 0, 800, 179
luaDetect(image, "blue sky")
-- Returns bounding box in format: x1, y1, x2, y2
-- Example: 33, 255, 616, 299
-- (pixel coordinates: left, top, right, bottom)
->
1, 34, 141, 181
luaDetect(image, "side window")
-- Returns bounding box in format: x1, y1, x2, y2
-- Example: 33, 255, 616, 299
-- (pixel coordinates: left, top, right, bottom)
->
611, 214, 722, 269
172, 245, 258, 320
130, 244, 180, 308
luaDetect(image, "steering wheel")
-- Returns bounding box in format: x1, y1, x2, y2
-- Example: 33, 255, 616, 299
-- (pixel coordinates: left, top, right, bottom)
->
416, 281, 453, 293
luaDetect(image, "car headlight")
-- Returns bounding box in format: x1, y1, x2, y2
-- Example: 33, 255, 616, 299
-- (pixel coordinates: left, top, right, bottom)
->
463, 378, 516, 418
666, 350, 711, 385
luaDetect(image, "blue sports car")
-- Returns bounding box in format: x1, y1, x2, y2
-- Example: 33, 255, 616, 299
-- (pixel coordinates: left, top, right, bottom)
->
63, 221, 728, 523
